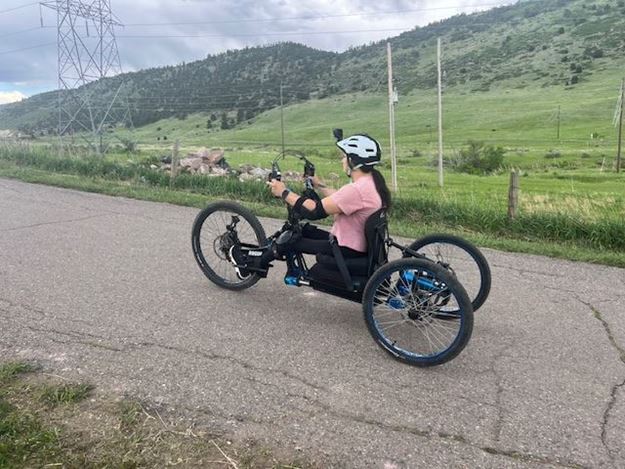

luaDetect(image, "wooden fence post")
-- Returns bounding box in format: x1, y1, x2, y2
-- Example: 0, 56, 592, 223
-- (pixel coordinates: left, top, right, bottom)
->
508, 169, 519, 220
170, 140, 179, 188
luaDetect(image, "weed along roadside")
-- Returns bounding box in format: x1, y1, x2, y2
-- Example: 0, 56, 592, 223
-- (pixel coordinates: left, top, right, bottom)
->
1, 143, 624, 267
0, 361, 315, 467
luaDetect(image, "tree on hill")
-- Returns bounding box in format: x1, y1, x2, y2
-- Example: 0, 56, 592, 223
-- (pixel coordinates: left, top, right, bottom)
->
220, 112, 230, 130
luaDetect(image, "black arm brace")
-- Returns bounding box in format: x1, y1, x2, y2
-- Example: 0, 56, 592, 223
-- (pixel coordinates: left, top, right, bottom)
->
293, 195, 328, 220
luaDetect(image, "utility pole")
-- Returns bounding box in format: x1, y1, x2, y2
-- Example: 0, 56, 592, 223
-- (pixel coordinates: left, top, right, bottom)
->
437, 37, 444, 188
280, 82, 285, 155
557, 105, 561, 141
616, 78, 624, 173
387, 42, 398, 192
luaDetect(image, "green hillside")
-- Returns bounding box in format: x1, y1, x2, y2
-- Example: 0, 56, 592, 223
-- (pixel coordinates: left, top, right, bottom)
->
112, 64, 622, 157
3, 0, 625, 134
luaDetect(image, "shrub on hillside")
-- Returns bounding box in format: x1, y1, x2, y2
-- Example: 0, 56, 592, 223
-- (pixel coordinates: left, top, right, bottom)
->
116, 136, 137, 153
545, 149, 561, 159
450, 141, 505, 175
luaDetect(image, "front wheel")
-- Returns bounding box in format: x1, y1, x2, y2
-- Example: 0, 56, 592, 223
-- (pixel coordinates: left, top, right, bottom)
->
404, 234, 491, 312
363, 258, 473, 367
191, 201, 267, 290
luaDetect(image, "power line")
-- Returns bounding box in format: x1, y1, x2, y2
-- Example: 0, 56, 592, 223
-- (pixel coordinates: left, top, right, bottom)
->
122, 2, 511, 27
0, 26, 41, 38
117, 27, 416, 39
0, 2, 38, 14
0, 18, 532, 39
0, 41, 55, 55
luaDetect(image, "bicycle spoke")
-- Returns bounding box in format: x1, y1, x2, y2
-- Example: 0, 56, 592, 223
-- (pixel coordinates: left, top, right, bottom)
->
196, 208, 262, 286
369, 266, 465, 360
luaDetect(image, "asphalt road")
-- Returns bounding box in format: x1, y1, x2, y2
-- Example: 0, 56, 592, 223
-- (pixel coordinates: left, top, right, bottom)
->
1, 178, 624, 468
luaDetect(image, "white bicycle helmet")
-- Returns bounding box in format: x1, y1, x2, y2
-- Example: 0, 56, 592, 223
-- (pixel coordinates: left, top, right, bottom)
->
336, 134, 381, 170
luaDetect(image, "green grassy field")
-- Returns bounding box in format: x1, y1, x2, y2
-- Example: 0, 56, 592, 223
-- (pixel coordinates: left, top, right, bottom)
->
100, 64, 624, 229
110, 63, 625, 154
2, 139, 624, 267
4, 63, 625, 265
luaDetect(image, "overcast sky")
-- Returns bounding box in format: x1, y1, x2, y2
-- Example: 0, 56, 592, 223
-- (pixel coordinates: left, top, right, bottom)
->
0, 0, 516, 103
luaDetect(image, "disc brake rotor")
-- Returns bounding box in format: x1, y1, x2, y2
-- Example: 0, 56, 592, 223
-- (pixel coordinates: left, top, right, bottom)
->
213, 233, 234, 261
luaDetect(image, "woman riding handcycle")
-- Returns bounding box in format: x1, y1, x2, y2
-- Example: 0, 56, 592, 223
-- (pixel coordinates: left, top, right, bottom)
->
192, 130, 491, 367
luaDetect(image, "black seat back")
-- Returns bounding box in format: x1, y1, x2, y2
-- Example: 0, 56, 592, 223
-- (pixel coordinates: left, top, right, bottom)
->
364, 208, 389, 276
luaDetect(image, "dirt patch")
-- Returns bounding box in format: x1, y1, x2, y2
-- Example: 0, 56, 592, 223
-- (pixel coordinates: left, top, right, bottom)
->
0, 361, 317, 468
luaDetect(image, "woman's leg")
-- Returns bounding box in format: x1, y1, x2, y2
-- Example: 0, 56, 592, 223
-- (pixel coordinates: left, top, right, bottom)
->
300, 224, 329, 241
260, 225, 364, 267
293, 236, 364, 258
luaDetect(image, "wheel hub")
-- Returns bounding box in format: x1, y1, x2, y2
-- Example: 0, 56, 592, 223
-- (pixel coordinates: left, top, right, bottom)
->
213, 233, 233, 261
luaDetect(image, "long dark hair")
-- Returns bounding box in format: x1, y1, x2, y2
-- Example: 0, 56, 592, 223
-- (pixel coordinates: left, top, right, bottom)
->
361, 166, 392, 209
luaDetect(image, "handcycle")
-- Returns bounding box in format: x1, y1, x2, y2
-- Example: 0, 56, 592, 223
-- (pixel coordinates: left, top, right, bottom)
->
191, 136, 491, 367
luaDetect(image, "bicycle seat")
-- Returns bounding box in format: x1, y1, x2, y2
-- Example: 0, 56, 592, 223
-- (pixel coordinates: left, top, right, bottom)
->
312, 208, 389, 280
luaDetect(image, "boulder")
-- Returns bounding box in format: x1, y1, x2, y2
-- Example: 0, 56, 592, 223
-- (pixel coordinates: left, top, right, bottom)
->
239, 163, 255, 173
283, 170, 301, 182
211, 167, 229, 176
250, 167, 271, 179
180, 157, 203, 171
187, 147, 209, 159
239, 173, 257, 182
205, 148, 225, 166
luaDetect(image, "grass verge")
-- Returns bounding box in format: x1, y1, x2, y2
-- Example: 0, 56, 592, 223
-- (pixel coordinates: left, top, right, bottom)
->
0, 361, 314, 468
1, 159, 624, 267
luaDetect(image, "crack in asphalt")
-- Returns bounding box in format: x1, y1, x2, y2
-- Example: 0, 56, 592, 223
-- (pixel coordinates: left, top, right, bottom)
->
47, 336, 125, 352
26, 325, 113, 343
5, 306, 591, 467
24, 321, 585, 466
586, 303, 625, 465
15, 320, 328, 394
396, 382, 499, 411
0, 214, 106, 232
132, 341, 328, 393
0, 297, 46, 317
489, 263, 565, 278
491, 269, 581, 299
491, 352, 507, 443
285, 394, 585, 468
476, 335, 519, 445
0, 296, 104, 329
574, 296, 625, 466
2, 296, 325, 394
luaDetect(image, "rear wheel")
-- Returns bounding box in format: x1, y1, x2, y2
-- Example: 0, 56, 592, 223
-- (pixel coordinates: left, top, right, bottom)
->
191, 201, 267, 290
404, 234, 491, 312
363, 258, 473, 367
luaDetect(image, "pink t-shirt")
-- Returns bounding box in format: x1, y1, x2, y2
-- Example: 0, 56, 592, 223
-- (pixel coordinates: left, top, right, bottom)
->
330, 175, 382, 253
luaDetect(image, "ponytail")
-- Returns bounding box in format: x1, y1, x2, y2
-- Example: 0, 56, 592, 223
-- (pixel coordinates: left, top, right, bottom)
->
362, 167, 392, 209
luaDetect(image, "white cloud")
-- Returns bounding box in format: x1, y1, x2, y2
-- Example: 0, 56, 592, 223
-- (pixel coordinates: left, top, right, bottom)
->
0, 91, 27, 104
0, 0, 516, 94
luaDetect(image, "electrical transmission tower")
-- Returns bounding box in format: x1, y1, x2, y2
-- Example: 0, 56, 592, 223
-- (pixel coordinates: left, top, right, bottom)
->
41, 0, 131, 154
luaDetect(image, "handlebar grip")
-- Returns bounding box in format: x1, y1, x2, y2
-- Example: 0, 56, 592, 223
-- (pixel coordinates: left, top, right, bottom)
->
304, 161, 315, 177
269, 162, 282, 181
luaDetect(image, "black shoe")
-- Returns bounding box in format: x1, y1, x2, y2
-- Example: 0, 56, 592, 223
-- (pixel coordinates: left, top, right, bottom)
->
228, 245, 251, 280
